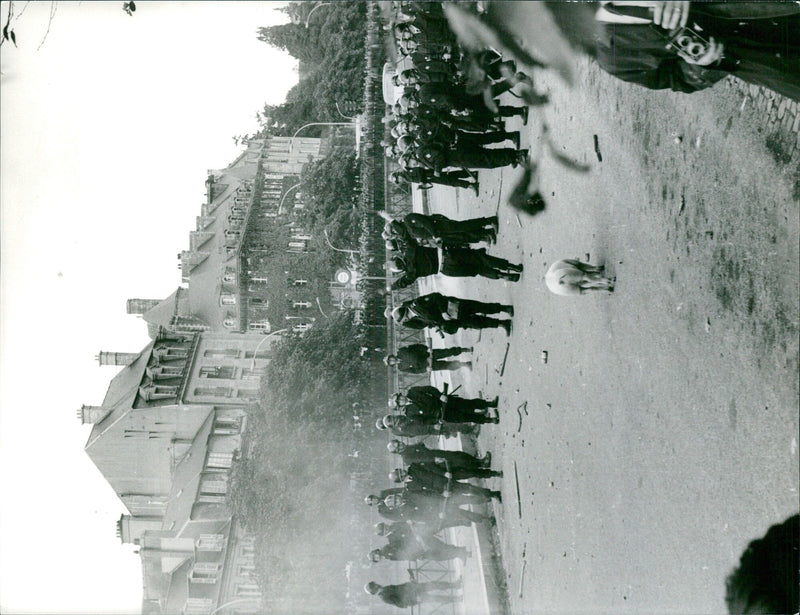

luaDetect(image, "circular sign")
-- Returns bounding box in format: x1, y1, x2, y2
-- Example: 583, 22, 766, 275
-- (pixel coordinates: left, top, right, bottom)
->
335, 269, 351, 284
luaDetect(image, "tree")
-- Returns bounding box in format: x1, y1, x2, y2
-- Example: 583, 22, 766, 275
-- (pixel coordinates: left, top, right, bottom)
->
229, 313, 386, 612
299, 148, 361, 254
256, 23, 313, 61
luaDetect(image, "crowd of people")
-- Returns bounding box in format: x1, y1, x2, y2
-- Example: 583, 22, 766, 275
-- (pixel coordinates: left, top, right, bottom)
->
362, 0, 798, 611
382, 1, 531, 199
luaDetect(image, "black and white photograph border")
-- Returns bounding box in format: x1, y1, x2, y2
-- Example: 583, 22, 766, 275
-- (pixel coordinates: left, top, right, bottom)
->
0, 2, 797, 615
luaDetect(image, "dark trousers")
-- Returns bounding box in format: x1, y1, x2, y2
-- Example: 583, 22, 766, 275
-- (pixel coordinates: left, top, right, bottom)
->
441, 248, 522, 280
431, 347, 470, 360
456, 130, 515, 147
445, 147, 518, 170
431, 217, 496, 245
429, 172, 473, 189
440, 315, 508, 335
443, 399, 494, 424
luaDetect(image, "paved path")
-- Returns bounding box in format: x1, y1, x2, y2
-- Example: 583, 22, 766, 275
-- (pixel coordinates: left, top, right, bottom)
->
419, 58, 799, 615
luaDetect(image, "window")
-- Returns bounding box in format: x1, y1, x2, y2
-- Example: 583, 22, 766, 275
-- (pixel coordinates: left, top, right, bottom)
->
204, 349, 239, 359
190, 562, 220, 584
200, 475, 228, 495
238, 564, 256, 577
223, 270, 237, 283
239, 368, 261, 381
223, 317, 237, 329
213, 417, 242, 435
220, 294, 236, 306
139, 385, 177, 401
153, 346, 189, 360
207, 452, 234, 469
293, 301, 311, 309
147, 365, 182, 380
197, 493, 226, 504
247, 321, 270, 333
197, 534, 225, 551
200, 366, 235, 380
236, 583, 261, 597
243, 350, 270, 360
193, 387, 233, 398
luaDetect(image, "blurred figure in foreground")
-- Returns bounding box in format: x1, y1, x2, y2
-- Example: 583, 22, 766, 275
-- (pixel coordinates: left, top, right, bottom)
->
725, 513, 799, 614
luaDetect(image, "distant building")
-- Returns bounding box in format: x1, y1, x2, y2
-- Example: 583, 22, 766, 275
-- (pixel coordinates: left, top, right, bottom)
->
130, 137, 327, 339
83, 329, 280, 615
84, 137, 338, 614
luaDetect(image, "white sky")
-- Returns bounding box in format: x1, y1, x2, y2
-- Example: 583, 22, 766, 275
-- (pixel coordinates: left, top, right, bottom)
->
0, 2, 297, 613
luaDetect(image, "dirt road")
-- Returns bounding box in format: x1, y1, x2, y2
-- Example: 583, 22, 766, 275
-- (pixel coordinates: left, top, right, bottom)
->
424, 59, 799, 615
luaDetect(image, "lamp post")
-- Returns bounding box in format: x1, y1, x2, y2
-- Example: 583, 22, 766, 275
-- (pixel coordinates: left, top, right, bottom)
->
322, 229, 359, 255
304, 2, 334, 27
277, 182, 302, 215
291, 121, 354, 140
250, 328, 288, 370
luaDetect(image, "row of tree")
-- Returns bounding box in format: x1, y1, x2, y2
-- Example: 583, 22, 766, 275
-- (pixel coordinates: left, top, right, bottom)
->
257, 2, 368, 136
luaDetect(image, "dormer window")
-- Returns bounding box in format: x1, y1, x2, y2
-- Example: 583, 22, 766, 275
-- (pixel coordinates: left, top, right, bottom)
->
220, 294, 236, 306
223, 270, 236, 284
223, 317, 236, 329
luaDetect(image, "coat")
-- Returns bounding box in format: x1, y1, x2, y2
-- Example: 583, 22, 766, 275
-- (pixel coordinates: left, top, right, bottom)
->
595, 3, 800, 100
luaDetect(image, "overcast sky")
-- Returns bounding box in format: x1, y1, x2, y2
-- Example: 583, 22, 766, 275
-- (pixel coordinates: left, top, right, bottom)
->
0, 2, 297, 612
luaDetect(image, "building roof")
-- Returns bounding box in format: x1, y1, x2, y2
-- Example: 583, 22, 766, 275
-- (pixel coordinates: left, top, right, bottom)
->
87, 344, 153, 447
142, 288, 182, 329
162, 413, 215, 532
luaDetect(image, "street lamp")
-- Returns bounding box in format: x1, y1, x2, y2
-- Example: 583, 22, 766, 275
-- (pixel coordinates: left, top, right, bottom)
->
277, 182, 302, 215
304, 2, 333, 27
250, 328, 288, 369
323, 229, 359, 255
291, 121, 355, 140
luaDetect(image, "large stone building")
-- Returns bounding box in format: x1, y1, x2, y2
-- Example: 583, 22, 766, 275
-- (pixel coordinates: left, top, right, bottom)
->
128, 136, 327, 340
83, 330, 277, 614
84, 136, 333, 614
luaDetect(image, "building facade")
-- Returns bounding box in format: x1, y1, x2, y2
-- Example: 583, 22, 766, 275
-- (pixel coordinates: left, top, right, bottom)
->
84, 136, 342, 613
83, 329, 283, 614
129, 136, 327, 340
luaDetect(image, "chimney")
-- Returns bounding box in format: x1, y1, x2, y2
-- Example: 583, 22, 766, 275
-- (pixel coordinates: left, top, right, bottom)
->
117, 515, 162, 545
96, 352, 139, 367
77, 405, 112, 425
126, 299, 161, 315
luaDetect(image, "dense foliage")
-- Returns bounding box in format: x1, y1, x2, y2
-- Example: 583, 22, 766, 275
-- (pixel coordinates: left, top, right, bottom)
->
299, 148, 362, 255
257, 2, 367, 134
230, 313, 386, 612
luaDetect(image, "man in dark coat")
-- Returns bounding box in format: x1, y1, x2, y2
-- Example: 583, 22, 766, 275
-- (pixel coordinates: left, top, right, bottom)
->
391, 167, 478, 191
364, 488, 404, 508
594, 2, 800, 101
378, 414, 465, 439
379, 491, 492, 526
390, 292, 514, 336
369, 534, 468, 563
390, 242, 522, 289
403, 212, 498, 246
393, 385, 499, 424
384, 343, 472, 373
389, 465, 501, 503
365, 576, 462, 609
415, 139, 528, 173
387, 439, 491, 471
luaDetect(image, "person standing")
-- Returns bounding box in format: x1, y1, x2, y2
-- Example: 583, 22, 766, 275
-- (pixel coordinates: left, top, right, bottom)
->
389, 292, 514, 336
365, 575, 462, 609
383, 343, 472, 373
393, 385, 500, 424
